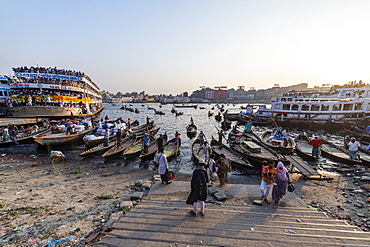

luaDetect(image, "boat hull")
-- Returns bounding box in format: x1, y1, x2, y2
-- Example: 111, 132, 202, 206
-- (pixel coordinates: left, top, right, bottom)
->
9, 105, 103, 118
34, 128, 94, 146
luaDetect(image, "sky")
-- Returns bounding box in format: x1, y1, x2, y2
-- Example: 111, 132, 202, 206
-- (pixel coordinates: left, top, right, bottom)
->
1, 0, 370, 95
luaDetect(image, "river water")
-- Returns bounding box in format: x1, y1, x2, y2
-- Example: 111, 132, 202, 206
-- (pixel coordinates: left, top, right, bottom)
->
94, 102, 252, 174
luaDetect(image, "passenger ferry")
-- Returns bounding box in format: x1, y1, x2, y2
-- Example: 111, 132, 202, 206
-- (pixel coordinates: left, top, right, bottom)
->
0, 76, 11, 116
9, 66, 103, 118
257, 86, 370, 125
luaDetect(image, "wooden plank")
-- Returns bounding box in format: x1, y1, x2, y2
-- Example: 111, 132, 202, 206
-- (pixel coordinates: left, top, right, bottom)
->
285, 155, 321, 179
242, 141, 261, 153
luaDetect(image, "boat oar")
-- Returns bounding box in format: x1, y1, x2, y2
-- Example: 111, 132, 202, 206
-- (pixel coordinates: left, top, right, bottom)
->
270, 116, 280, 128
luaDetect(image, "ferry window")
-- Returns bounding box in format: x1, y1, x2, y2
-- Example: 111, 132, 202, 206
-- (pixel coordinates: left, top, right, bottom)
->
311, 104, 319, 111
283, 104, 290, 110
333, 104, 341, 111
291, 104, 299, 110
281, 98, 286, 102
0, 92, 3, 96
343, 104, 352, 111
321, 105, 329, 111
287, 98, 292, 102
274, 104, 282, 110
301, 105, 309, 111
355, 103, 362, 110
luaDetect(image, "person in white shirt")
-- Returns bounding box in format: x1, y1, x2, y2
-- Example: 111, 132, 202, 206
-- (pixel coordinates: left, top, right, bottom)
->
282, 128, 290, 146
267, 129, 276, 142
155, 148, 171, 184
348, 137, 361, 160
197, 141, 212, 163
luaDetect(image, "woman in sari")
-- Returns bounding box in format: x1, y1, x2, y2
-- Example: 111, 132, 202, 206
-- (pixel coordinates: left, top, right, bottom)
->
216, 154, 231, 186
272, 161, 292, 203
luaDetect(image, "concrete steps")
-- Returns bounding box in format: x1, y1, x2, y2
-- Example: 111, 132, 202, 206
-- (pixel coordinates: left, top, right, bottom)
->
90, 199, 369, 247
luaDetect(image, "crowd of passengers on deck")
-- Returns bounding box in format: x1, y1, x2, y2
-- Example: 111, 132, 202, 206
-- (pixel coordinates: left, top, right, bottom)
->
12, 76, 84, 88
279, 90, 364, 100
11, 89, 83, 97
13, 66, 85, 77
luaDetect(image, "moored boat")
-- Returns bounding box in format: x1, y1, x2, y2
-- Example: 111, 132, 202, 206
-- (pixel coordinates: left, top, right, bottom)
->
80, 136, 121, 157
139, 133, 168, 159
229, 133, 280, 167
123, 130, 159, 157
33, 124, 94, 146
257, 85, 370, 126
211, 136, 253, 169
9, 66, 103, 118
154, 137, 181, 161
0, 76, 10, 117
191, 133, 209, 163
101, 135, 137, 159
320, 141, 362, 165
294, 134, 319, 162
83, 120, 153, 148
260, 130, 296, 155
0, 125, 49, 147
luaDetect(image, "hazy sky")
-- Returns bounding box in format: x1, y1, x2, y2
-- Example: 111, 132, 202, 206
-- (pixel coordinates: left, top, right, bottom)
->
1, 0, 370, 94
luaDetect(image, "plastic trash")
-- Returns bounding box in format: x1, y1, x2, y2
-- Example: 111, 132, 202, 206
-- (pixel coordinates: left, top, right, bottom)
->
14, 226, 22, 231
284, 229, 296, 234
46, 236, 72, 247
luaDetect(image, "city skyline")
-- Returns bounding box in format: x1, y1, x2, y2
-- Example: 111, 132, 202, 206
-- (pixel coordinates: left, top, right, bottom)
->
1, 1, 370, 95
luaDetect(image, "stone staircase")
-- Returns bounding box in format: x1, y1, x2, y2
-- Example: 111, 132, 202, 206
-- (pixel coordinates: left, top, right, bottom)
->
89, 182, 370, 247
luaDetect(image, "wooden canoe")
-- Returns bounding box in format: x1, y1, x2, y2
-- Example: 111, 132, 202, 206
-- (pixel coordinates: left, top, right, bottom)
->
320, 141, 361, 165
83, 120, 154, 148
211, 136, 253, 169
186, 124, 197, 137
33, 127, 94, 146
0, 126, 49, 147
80, 138, 118, 157
191, 134, 207, 163
101, 135, 137, 159
260, 131, 296, 155
139, 133, 168, 159
153, 137, 181, 161
230, 136, 279, 167
122, 138, 145, 157
294, 135, 318, 162
324, 139, 370, 166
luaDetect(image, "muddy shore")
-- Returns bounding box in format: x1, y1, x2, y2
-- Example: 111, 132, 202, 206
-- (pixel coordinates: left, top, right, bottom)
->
0, 144, 369, 246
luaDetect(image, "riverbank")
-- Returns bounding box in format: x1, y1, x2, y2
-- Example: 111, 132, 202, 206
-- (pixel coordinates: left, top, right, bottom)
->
0, 144, 369, 246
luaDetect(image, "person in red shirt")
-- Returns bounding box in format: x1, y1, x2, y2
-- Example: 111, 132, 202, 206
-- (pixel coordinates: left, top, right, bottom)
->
309, 135, 324, 158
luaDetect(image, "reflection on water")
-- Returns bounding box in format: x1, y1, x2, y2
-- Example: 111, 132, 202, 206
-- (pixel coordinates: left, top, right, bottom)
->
96, 103, 248, 173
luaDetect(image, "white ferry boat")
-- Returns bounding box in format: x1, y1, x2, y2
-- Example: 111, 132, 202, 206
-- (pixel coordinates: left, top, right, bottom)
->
9, 66, 103, 118
257, 86, 370, 125
0, 76, 11, 116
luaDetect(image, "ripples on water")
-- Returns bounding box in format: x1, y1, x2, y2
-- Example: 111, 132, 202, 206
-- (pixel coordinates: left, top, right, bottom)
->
95, 103, 249, 174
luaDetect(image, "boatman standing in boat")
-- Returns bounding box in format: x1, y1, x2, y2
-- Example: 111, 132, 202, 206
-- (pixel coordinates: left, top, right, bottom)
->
282, 128, 290, 146
197, 141, 212, 163
143, 133, 150, 154
156, 134, 164, 151
348, 137, 361, 160
309, 135, 324, 159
